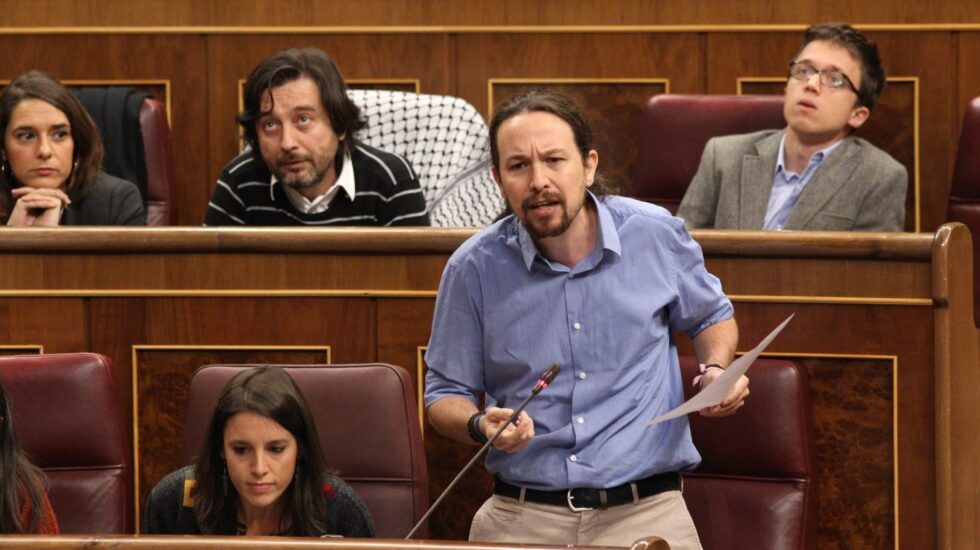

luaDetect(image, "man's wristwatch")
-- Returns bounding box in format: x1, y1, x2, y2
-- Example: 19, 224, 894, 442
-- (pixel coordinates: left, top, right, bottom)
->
467, 411, 488, 444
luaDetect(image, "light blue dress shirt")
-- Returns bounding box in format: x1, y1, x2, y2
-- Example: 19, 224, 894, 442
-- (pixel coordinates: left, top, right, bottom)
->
424, 194, 733, 490
763, 134, 844, 230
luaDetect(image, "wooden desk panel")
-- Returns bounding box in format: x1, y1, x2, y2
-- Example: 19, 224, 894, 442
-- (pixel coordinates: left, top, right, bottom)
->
0, 226, 974, 548
0, 536, 626, 550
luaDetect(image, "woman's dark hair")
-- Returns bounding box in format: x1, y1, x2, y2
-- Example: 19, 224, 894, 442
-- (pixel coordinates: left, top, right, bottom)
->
192, 367, 332, 536
488, 89, 619, 196
0, 70, 104, 223
0, 381, 47, 534
238, 47, 365, 167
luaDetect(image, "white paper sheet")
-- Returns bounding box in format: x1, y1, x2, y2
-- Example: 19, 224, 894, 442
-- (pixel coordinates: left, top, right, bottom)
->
649, 314, 794, 425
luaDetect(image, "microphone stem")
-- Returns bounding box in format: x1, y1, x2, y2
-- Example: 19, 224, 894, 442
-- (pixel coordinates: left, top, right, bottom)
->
404, 390, 536, 540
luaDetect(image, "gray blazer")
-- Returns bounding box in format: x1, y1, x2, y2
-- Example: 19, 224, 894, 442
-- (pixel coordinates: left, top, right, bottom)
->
676, 130, 907, 231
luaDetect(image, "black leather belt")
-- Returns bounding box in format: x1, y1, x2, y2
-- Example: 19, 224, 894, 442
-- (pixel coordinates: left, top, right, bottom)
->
493, 472, 680, 512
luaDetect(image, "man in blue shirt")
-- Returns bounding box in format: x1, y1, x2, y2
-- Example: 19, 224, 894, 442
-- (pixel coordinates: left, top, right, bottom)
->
677, 23, 907, 231
424, 91, 748, 549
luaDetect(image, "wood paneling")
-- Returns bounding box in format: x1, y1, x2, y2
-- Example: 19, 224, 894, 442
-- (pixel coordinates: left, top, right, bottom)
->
804, 357, 896, 549
0, 34, 208, 226
0, 226, 975, 547
871, 32, 953, 232
956, 32, 980, 167
3, 0, 980, 26
456, 33, 701, 118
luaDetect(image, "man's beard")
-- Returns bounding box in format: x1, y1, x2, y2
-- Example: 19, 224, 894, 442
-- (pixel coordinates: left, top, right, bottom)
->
274, 153, 330, 190
518, 190, 575, 239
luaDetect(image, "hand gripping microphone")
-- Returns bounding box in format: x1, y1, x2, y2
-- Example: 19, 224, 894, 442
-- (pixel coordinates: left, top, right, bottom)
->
405, 363, 561, 539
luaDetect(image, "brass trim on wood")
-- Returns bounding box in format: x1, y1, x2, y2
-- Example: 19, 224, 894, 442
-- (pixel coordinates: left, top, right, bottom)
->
0, 345, 44, 354
0, 290, 932, 304
6, 24, 980, 35
0, 289, 440, 298
728, 295, 933, 306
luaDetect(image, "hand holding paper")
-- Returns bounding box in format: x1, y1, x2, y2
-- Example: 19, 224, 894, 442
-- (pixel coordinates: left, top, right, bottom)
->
649, 314, 794, 426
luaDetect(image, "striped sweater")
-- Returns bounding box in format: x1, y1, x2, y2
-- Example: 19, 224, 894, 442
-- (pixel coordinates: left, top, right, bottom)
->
205, 144, 430, 226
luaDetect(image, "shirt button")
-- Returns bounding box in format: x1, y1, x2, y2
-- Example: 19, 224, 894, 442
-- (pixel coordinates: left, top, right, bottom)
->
577, 417, 584, 424
578, 372, 587, 380
570, 454, 578, 462
573, 321, 582, 331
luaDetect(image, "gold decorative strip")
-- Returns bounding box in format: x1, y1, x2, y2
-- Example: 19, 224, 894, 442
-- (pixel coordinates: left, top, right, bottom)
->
5, 24, 980, 34
729, 295, 932, 306
734, 76, 784, 93
0, 289, 440, 298
130, 344, 331, 530
416, 346, 428, 435
0, 344, 44, 354
0, 290, 933, 304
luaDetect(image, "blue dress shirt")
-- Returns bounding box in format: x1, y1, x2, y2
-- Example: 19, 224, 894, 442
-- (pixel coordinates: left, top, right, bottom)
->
763, 134, 844, 230
424, 194, 733, 490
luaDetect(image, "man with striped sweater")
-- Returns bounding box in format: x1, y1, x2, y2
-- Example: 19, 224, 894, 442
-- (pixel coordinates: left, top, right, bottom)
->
205, 47, 429, 226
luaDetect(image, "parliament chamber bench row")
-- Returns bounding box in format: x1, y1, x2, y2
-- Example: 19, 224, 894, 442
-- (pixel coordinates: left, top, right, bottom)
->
26, 82, 980, 326
0, 352, 813, 549
0, 225, 975, 548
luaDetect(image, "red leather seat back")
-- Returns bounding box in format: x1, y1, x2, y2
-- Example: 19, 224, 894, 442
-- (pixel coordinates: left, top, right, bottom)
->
0, 353, 132, 534
632, 94, 785, 213
680, 356, 816, 550
179, 364, 429, 539
139, 98, 177, 226
947, 97, 980, 326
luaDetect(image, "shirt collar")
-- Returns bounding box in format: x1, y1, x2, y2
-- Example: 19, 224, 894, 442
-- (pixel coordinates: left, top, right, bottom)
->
775, 132, 845, 177
269, 151, 356, 208
517, 191, 621, 272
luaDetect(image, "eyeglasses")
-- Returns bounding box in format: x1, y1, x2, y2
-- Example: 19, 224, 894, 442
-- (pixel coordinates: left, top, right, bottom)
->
788, 61, 859, 93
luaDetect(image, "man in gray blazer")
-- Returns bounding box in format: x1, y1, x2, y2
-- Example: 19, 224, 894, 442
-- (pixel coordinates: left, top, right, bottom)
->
677, 23, 907, 232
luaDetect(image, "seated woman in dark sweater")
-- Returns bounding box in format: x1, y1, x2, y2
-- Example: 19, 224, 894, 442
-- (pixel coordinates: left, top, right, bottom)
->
142, 367, 374, 537
0, 381, 58, 534
0, 70, 144, 226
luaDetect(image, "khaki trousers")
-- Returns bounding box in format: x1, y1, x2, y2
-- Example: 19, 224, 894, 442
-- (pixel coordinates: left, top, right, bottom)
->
469, 490, 703, 549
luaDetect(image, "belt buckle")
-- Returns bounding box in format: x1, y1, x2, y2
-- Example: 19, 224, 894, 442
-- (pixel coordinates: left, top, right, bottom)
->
566, 489, 593, 512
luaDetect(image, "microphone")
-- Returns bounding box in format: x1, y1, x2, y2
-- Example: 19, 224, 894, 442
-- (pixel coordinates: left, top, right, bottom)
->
404, 363, 561, 540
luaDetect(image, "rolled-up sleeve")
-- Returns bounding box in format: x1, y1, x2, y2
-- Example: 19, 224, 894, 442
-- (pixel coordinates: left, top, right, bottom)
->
424, 260, 486, 407
664, 219, 734, 338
